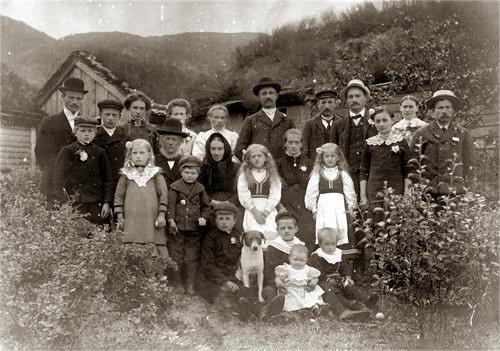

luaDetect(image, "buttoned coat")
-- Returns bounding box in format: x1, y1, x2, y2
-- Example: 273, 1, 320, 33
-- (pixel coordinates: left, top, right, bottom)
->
410, 121, 473, 194
167, 180, 211, 231
52, 141, 113, 204
155, 153, 182, 188
34, 111, 77, 199
301, 113, 335, 162
234, 110, 295, 161
330, 110, 377, 173
94, 126, 127, 192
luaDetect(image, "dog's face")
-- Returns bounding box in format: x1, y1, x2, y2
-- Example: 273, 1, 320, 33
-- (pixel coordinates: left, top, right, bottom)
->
241, 231, 264, 251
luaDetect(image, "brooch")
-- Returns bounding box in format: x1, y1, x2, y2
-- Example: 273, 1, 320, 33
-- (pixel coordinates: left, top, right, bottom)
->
180, 199, 187, 205
300, 166, 308, 172
77, 149, 88, 161
391, 145, 400, 153
230, 237, 236, 244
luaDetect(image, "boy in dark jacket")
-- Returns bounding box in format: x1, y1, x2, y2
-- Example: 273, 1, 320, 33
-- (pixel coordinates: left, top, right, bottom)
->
168, 156, 211, 295
309, 227, 378, 321
53, 115, 112, 224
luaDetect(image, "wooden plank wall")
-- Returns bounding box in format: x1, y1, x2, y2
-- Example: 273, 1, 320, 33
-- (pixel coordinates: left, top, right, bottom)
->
40, 65, 124, 118
0, 126, 34, 169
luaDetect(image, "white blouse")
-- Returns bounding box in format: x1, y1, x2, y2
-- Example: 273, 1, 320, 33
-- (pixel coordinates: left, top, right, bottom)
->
304, 166, 357, 213
237, 168, 281, 213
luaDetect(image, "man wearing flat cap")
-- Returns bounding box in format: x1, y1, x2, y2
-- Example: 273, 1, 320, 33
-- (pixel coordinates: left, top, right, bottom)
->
410, 90, 474, 196
35, 77, 88, 205
155, 118, 189, 187
331, 79, 377, 199
94, 99, 127, 194
302, 87, 340, 162
235, 77, 295, 161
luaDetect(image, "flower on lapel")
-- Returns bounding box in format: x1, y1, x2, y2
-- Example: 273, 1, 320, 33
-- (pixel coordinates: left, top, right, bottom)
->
300, 166, 308, 172
316, 147, 323, 155
77, 149, 88, 161
391, 145, 400, 154
452, 137, 460, 142
368, 118, 375, 126
230, 237, 236, 244
180, 199, 187, 205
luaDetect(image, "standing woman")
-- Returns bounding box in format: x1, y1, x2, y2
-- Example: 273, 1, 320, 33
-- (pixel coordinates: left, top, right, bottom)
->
359, 106, 412, 211
123, 92, 160, 154
392, 95, 428, 145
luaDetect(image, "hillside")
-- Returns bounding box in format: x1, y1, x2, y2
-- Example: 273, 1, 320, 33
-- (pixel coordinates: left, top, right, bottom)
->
0, 15, 261, 104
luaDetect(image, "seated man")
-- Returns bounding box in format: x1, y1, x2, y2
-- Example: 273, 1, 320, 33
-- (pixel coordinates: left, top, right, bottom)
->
198, 201, 284, 322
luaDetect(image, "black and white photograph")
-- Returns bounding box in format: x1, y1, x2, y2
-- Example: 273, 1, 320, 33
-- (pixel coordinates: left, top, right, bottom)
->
0, 0, 498, 349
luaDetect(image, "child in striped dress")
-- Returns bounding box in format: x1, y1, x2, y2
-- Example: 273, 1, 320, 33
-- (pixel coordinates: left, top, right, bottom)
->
237, 144, 282, 246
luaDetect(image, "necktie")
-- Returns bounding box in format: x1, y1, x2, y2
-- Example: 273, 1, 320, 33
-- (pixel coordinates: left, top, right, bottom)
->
352, 114, 362, 119
442, 127, 446, 133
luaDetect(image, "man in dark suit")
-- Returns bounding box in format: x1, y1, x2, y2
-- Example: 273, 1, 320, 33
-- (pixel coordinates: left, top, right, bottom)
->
302, 88, 340, 163
93, 99, 127, 195
411, 90, 474, 196
155, 118, 188, 188
234, 77, 295, 161
35, 77, 87, 205
331, 79, 377, 199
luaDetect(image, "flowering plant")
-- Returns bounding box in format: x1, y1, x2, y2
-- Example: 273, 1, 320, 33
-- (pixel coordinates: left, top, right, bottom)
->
76, 149, 88, 161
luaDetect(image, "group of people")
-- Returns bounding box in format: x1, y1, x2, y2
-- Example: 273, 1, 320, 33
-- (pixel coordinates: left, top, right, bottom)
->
34, 75, 474, 323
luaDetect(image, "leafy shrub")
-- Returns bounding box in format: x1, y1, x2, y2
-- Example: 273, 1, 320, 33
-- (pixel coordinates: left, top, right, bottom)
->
356, 151, 499, 348
0, 168, 176, 349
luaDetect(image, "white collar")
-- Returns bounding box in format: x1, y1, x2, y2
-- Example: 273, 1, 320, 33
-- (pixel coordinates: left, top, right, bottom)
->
64, 107, 79, 121
210, 127, 228, 133
436, 121, 451, 130
366, 132, 404, 146
313, 248, 342, 264
120, 166, 161, 187
103, 126, 116, 136
394, 118, 428, 128
350, 108, 365, 118
267, 236, 304, 254
262, 108, 277, 119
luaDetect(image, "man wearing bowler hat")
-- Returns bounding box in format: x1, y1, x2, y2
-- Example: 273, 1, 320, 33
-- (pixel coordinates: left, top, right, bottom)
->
94, 99, 127, 194
302, 87, 340, 162
235, 77, 295, 161
410, 90, 473, 196
155, 118, 189, 187
331, 79, 377, 199
35, 77, 88, 205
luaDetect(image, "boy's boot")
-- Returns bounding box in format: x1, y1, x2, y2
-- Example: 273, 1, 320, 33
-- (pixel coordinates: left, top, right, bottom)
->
171, 268, 185, 294
185, 267, 198, 296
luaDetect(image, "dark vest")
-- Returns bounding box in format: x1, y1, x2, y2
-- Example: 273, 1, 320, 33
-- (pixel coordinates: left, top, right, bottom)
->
319, 171, 344, 195
348, 119, 365, 172
323, 119, 334, 144
249, 174, 271, 198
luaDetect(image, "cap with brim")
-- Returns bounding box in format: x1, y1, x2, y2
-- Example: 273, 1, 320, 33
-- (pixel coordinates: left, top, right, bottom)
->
156, 118, 189, 137
252, 77, 282, 96
339, 79, 370, 101
425, 90, 461, 109
58, 77, 88, 94
74, 115, 99, 127
315, 88, 338, 99
179, 155, 202, 169
97, 99, 124, 111
213, 201, 238, 215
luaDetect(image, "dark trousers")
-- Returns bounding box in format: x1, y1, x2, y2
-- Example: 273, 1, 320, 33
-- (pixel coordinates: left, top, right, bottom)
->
78, 202, 105, 225
168, 230, 202, 269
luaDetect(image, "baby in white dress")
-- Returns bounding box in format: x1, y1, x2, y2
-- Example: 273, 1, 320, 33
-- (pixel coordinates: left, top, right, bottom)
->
275, 245, 330, 318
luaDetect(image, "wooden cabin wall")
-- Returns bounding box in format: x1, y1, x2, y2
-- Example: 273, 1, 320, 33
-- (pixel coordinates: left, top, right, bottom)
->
0, 125, 36, 169
281, 104, 312, 130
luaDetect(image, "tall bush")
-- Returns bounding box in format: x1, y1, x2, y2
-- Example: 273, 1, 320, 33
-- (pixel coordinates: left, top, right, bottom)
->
0, 168, 176, 349
356, 149, 499, 348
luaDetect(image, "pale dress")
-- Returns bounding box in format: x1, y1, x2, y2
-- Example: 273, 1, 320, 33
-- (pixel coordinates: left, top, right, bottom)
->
305, 167, 357, 245
237, 168, 281, 246
275, 263, 324, 311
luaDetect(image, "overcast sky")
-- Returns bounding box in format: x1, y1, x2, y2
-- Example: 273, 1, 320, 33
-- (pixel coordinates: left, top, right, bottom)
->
1, 0, 366, 38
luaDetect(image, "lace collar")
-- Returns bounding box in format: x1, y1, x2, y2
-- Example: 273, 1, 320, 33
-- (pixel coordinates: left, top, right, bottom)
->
121, 166, 161, 187
366, 132, 404, 146
393, 118, 428, 130
313, 248, 342, 265
267, 236, 304, 254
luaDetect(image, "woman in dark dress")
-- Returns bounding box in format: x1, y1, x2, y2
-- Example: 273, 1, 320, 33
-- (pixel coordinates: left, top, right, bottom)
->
359, 106, 411, 210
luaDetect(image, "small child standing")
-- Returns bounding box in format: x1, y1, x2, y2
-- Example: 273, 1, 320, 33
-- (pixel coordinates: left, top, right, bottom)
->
113, 139, 169, 257
309, 228, 376, 321
168, 156, 211, 295
237, 144, 281, 245
53, 115, 112, 224
275, 245, 330, 317
305, 143, 357, 246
